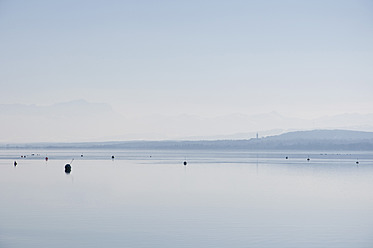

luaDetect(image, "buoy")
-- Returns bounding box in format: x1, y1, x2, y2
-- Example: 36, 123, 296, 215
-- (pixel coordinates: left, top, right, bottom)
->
111, 155, 115, 159
65, 164, 71, 173
65, 159, 74, 174
81, 154, 83, 157
285, 156, 288, 159
183, 161, 187, 166
307, 157, 310, 161
14, 161, 17, 166
45, 157, 49, 161
356, 161, 359, 164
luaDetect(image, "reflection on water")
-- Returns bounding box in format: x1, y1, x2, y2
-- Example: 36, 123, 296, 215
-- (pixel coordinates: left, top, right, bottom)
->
0, 149, 373, 248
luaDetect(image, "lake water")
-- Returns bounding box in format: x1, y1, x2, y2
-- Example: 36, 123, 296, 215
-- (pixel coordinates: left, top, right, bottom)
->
1, 149, 373, 248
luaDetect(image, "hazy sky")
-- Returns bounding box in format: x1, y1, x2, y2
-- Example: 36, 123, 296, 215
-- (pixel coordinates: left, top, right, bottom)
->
1, 0, 373, 119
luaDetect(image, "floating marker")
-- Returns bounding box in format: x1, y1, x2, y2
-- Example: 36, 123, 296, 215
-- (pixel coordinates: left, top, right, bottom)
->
112, 155, 115, 159
65, 164, 71, 174
183, 161, 187, 166
14, 161, 17, 166
65, 159, 74, 174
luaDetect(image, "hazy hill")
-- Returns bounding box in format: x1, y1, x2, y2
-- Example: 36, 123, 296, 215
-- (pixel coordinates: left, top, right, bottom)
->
264, 129, 373, 141
255, 129, 373, 150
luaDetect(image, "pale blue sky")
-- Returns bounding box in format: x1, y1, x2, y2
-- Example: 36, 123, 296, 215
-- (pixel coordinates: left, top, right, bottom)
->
1, 0, 373, 118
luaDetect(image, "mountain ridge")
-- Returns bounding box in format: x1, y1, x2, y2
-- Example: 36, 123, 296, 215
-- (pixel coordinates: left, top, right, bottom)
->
1, 100, 373, 142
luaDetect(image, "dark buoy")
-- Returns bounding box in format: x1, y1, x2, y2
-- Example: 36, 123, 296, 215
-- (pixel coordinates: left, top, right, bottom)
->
14, 161, 17, 166
285, 156, 288, 159
112, 155, 115, 159
183, 161, 187, 166
45, 157, 49, 161
65, 159, 74, 174
307, 157, 310, 161
81, 154, 83, 157
65, 164, 71, 174
356, 161, 359, 164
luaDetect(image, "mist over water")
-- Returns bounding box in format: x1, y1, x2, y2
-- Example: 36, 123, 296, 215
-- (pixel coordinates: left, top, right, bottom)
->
1, 149, 373, 248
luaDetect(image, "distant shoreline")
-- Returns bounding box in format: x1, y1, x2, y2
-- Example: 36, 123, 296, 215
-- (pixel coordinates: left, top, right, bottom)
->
2, 130, 373, 151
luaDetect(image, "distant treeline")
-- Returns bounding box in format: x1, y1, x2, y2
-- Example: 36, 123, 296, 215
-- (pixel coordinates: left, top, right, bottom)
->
2, 139, 373, 151
3, 130, 373, 151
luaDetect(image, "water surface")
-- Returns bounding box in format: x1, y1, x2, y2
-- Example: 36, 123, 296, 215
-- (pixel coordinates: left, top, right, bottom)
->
1, 149, 372, 248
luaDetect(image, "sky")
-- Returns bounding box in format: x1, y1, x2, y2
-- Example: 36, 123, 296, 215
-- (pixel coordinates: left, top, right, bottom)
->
1, 0, 373, 141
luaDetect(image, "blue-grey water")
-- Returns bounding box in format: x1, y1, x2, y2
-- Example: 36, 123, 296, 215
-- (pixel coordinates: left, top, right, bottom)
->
1, 149, 373, 248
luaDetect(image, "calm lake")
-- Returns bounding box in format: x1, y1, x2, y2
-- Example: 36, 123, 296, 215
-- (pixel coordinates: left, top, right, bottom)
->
1, 149, 373, 248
